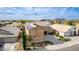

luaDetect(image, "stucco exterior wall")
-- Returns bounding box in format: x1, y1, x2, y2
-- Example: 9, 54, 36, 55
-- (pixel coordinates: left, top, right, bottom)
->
59, 32, 65, 36
29, 27, 44, 43
76, 28, 79, 35
26, 29, 29, 36
64, 31, 71, 36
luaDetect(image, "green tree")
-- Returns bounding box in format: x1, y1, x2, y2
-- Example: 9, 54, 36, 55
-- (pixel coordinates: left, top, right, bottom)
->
22, 26, 27, 50
20, 20, 27, 50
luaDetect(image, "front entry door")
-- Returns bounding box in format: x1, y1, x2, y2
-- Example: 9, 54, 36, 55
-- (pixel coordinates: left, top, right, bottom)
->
44, 31, 47, 35
74, 31, 76, 36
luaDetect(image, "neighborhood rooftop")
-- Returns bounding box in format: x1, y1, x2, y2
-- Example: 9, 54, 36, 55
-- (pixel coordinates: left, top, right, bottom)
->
33, 21, 51, 26
51, 24, 74, 32
0, 25, 20, 35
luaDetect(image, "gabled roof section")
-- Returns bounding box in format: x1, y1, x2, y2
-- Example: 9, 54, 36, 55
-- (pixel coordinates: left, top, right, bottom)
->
33, 21, 51, 26
51, 24, 74, 32
0, 25, 20, 35
25, 23, 36, 30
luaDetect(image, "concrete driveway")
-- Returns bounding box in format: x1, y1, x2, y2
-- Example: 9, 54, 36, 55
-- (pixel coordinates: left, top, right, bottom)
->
44, 35, 62, 45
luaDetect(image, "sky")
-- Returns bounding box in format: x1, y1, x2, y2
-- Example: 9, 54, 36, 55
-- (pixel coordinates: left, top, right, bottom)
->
0, 7, 79, 20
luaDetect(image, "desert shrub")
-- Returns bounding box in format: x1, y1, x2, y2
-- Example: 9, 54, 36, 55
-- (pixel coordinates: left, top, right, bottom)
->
28, 36, 32, 41
64, 38, 71, 42
52, 31, 56, 35
58, 36, 65, 41
56, 33, 59, 37
58, 38, 64, 41
27, 48, 32, 50
43, 41, 53, 45
31, 43, 36, 49
58, 35, 71, 42
59, 36, 64, 39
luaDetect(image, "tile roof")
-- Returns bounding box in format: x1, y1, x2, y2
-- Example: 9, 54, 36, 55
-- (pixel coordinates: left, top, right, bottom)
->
51, 24, 73, 32
0, 25, 20, 35
33, 21, 51, 26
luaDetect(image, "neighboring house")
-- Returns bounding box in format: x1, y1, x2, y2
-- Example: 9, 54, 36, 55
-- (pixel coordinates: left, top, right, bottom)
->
25, 23, 45, 43
0, 25, 20, 50
10, 22, 22, 28
0, 24, 20, 36
51, 24, 76, 37
76, 24, 79, 36
0, 25, 20, 43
